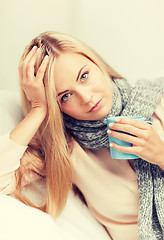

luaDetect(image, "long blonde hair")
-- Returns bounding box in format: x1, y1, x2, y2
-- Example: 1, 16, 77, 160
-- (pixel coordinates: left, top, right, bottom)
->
16, 31, 123, 218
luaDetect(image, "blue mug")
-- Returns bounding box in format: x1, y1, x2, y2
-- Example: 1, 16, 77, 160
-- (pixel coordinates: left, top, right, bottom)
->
107, 116, 152, 159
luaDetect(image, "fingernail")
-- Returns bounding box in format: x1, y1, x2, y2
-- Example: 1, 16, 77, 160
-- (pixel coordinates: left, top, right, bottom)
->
110, 143, 113, 148
115, 118, 120, 122
32, 46, 37, 50
44, 55, 49, 63
107, 130, 111, 134
109, 123, 113, 128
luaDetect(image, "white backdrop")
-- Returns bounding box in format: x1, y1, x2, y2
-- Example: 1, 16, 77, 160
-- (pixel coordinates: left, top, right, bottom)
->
0, 0, 164, 91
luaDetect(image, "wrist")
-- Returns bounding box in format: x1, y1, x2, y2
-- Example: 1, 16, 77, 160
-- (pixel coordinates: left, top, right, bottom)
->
157, 146, 164, 170
31, 106, 47, 119
10, 106, 47, 146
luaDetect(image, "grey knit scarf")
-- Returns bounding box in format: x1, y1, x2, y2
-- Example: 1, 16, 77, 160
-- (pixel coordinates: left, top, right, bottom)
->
64, 78, 164, 240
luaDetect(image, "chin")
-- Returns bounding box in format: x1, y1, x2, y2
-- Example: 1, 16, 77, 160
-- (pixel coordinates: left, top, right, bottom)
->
90, 112, 108, 121
100, 106, 111, 118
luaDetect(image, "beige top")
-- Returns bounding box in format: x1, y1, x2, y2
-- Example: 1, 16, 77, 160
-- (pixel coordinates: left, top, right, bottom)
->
71, 141, 139, 240
0, 95, 164, 240
70, 95, 164, 240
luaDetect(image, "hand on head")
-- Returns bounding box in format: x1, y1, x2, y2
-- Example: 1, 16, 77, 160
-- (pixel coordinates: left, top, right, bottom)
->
19, 45, 49, 113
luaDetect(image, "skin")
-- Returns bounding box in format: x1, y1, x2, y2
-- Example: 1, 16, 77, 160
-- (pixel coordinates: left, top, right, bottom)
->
10, 47, 164, 169
54, 52, 113, 120
10, 46, 49, 146
107, 117, 164, 169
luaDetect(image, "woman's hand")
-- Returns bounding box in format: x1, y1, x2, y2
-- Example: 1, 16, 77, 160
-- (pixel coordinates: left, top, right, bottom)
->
10, 47, 49, 146
107, 117, 164, 169
19, 46, 49, 113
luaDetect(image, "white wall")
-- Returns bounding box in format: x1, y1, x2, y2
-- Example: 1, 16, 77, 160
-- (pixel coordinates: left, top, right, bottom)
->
74, 0, 164, 82
0, 0, 76, 91
1, 0, 164, 91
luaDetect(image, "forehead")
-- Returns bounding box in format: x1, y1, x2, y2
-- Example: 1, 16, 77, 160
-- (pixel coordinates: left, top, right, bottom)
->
54, 52, 90, 72
53, 52, 92, 89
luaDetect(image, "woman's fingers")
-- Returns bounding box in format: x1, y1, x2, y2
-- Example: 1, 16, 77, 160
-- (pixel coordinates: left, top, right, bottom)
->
107, 129, 143, 146
107, 118, 164, 166
19, 47, 49, 93
108, 118, 153, 139
19, 46, 38, 85
115, 117, 151, 129
109, 142, 139, 155
25, 48, 40, 81
107, 117, 153, 154
18, 46, 49, 109
36, 55, 49, 82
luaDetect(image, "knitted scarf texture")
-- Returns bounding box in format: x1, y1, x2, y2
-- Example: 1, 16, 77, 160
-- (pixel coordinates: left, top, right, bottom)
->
64, 78, 164, 239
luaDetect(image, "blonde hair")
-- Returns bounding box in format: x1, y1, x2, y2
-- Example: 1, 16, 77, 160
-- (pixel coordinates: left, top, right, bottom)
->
16, 31, 123, 218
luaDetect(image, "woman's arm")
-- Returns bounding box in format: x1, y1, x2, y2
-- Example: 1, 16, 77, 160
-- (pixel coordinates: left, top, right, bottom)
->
10, 107, 46, 146
0, 133, 27, 193
0, 47, 49, 192
10, 46, 49, 146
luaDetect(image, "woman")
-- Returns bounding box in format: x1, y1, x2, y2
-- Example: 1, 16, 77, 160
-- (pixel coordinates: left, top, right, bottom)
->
0, 31, 164, 240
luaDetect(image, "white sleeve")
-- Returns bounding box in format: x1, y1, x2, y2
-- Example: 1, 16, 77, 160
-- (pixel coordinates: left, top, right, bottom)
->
0, 133, 27, 193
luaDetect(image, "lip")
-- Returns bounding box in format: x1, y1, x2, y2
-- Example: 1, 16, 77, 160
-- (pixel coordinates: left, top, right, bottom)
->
89, 99, 102, 112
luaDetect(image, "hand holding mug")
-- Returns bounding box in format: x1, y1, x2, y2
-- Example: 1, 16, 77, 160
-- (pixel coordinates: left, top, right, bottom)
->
107, 116, 164, 167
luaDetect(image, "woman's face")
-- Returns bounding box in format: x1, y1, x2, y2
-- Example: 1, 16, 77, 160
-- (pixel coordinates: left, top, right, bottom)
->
54, 52, 113, 120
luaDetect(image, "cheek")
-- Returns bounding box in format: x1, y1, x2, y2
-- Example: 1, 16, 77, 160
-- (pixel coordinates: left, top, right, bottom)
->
62, 103, 81, 118
92, 71, 110, 90
94, 78, 112, 95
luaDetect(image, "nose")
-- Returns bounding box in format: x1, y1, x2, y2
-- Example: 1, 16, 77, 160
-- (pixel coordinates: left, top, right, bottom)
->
77, 88, 93, 104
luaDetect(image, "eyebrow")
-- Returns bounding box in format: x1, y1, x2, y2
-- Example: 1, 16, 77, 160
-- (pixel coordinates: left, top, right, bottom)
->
57, 89, 69, 97
76, 64, 87, 81
57, 64, 87, 97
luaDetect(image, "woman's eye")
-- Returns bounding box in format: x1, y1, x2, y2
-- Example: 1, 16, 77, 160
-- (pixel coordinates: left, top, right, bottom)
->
81, 72, 88, 82
61, 93, 71, 103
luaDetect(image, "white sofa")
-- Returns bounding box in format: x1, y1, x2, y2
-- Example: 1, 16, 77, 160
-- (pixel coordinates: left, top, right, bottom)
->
0, 90, 110, 240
